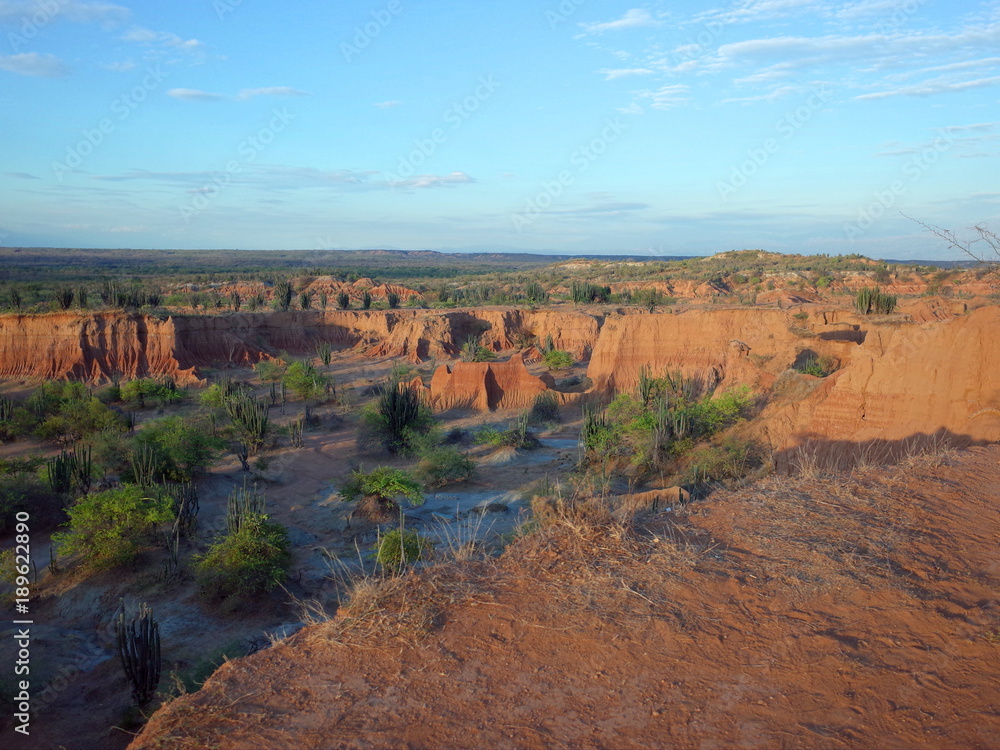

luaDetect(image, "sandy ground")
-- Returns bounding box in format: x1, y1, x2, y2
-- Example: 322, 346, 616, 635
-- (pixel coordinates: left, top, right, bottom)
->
126, 443, 1000, 750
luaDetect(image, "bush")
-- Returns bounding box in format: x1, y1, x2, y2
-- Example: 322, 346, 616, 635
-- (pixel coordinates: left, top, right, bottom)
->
127, 416, 224, 482
474, 413, 539, 450
120, 378, 183, 408
194, 515, 290, 609
542, 349, 574, 371
0, 475, 64, 534
340, 467, 424, 521
374, 528, 431, 571
358, 376, 433, 454
528, 392, 559, 424
254, 360, 286, 383
460, 338, 496, 363
414, 445, 476, 487
53, 485, 174, 570
795, 354, 837, 378
282, 360, 331, 400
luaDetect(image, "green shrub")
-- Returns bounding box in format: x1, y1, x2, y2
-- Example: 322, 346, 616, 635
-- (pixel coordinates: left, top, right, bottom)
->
53, 485, 174, 569
358, 376, 433, 454
795, 355, 837, 378
474, 413, 539, 449
0, 475, 64, 534
542, 349, 573, 371
254, 360, 287, 383
374, 528, 431, 571
194, 515, 290, 609
120, 378, 183, 408
414, 445, 476, 487
127, 416, 224, 482
282, 360, 331, 400
528, 392, 559, 424
340, 467, 424, 507
460, 338, 496, 362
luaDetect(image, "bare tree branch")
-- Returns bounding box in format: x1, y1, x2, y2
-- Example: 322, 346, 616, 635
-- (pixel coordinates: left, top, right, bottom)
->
903, 213, 1000, 270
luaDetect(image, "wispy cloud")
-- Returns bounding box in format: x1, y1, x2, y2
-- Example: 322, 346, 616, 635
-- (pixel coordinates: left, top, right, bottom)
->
0, 52, 69, 76
167, 86, 309, 102
578, 9, 661, 36
373, 100, 402, 108
857, 75, 1000, 100
121, 26, 206, 62
237, 86, 309, 99
695, 0, 819, 26
640, 84, 690, 110
599, 67, 655, 80
388, 172, 475, 189
0, 0, 130, 26
167, 88, 225, 102
4, 171, 40, 179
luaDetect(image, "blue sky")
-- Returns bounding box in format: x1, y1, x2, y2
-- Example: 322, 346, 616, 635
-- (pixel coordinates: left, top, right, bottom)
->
0, 0, 998, 259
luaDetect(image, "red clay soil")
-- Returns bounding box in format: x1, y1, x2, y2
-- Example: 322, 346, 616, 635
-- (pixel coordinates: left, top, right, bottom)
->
130, 445, 1000, 750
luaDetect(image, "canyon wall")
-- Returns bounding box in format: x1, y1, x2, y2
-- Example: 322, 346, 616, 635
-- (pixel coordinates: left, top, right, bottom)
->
1, 304, 997, 452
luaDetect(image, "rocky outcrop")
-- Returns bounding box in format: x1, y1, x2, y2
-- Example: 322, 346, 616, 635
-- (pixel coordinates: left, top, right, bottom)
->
758, 305, 1000, 457
428, 354, 556, 412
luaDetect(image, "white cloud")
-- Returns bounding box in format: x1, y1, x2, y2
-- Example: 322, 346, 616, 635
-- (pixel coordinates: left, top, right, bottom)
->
0, 0, 129, 25
0, 52, 68, 76
121, 26, 205, 60
578, 9, 660, 36
856, 75, 1000, 100
373, 100, 402, 108
696, 0, 819, 26
168, 87, 308, 102
599, 67, 655, 80
388, 172, 475, 189
722, 84, 802, 103
237, 87, 309, 99
167, 88, 225, 102
641, 84, 690, 109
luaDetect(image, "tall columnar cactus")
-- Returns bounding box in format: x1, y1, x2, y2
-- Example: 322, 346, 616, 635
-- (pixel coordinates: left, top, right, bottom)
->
115, 601, 161, 707
46, 450, 75, 494
224, 391, 269, 454
227, 479, 266, 535
0, 396, 13, 422
72, 444, 92, 495
129, 445, 158, 488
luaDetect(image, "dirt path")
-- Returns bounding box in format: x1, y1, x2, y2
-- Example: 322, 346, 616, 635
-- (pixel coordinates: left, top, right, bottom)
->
129, 445, 1000, 750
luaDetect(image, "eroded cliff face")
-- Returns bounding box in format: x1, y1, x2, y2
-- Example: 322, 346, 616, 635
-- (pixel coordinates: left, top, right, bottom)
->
1, 305, 997, 453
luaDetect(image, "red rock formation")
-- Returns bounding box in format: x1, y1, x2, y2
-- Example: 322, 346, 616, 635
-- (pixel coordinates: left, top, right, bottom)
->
429, 354, 556, 412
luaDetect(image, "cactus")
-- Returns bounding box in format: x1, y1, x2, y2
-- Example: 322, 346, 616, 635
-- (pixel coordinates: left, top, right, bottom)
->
854, 286, 897, 315
299, 291, 311, 310
227, 479, 266, 535
336, 291, 350, 310
56, 287, 74, 310
0, 396, 13, 422
46, 450, 75, 494
224, 391, 269, 454
289, 416, 304, 448
72, 444, 92, 495
361, 291, 372, 310
77, 287, 88, 309
129, 445, 159, 488
162, 481, 199, 537
316, 341, 332, 367
386, 291, 400, 309
115, 601, 161, 707
234, 441, 250, 472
